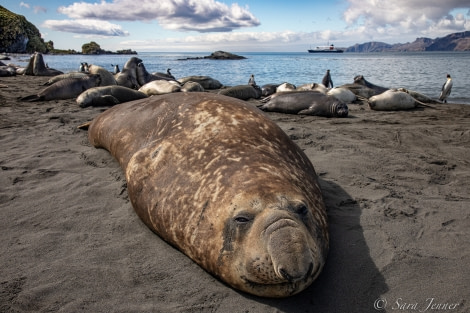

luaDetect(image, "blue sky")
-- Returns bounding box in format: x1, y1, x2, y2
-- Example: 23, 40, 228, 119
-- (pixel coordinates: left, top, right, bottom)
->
3, 0, 469, 52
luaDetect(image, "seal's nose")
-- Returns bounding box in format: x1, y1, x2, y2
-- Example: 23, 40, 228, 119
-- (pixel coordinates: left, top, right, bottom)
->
278, 262, 314, 282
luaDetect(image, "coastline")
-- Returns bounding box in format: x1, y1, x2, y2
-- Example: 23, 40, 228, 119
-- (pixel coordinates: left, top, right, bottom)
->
0, 75, 468, 312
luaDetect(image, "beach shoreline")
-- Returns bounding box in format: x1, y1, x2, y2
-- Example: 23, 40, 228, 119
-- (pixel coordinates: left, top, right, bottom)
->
1, 75, 468, 312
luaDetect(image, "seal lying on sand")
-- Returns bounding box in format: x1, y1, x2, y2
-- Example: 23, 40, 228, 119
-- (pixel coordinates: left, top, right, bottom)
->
77, 86, 147, 107
82, 92, 328, 297
260, 91, 349, 117
20, 74, 101, 102
218, 84, 262, 100
177, 76, 222, 90
368, 89, 427, 111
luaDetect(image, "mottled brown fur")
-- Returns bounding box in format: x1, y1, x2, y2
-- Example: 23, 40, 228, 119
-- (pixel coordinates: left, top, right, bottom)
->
87, 92, 328, 297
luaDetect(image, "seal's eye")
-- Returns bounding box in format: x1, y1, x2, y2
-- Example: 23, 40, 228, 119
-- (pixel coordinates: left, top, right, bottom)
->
294, 203, 309, 217
234, 213, 253, 225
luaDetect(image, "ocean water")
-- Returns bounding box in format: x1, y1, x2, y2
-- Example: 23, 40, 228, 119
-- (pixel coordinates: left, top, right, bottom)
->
10, 51, 470, 103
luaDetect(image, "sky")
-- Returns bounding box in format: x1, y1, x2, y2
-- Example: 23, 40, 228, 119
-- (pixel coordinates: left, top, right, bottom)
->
3, 0, 470, 52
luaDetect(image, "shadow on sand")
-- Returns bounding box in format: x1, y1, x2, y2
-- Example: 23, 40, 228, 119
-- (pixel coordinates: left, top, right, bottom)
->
248, 178, 388, 312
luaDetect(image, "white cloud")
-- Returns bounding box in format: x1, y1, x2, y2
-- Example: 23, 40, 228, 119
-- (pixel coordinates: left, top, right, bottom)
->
42, 19, 130, 37
56, 0, 260, 32
343, 0, 470, 41
19, 2, 30, 9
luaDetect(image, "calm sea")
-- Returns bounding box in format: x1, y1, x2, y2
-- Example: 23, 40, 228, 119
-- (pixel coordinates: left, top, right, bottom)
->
10, 51, 470, 104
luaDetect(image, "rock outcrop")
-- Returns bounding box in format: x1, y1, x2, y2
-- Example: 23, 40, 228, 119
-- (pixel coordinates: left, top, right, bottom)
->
0, 5, 48, 53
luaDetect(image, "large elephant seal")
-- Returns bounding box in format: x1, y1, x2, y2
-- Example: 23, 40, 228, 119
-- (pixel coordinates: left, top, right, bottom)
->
218, 84, 262, 100
83, 92, 328, 297
115, 57, 142, 89
20, 74, 101, 102
23, 52, 63, 76
260, 91, 348, 117
77, 85, 147, 107
368, 89, 426, 111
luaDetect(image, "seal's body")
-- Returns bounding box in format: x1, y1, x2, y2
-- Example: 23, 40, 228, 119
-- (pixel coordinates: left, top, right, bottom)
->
260, 91, 349, 117
86, 93, 328, 297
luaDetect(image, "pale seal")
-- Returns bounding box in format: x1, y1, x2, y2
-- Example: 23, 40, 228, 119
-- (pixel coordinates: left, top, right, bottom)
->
327, 87, 357, 103
77, 85, 147, 107
138, 80, 181, 96
260, 91, 349, 117
83, 92, 328, 297
276, 82, 296, 93
368, 89, 427, 111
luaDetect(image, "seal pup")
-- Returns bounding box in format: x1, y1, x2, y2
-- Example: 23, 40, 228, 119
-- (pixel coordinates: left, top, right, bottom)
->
327, 87, 357, 103
276, 82, 296, 93
218, 84, 262, 100
321, 70, 333, 88
138, 80, 181, 96
20, 74, 101, 102
177, 76, 222, 90
368, 89, 427, 111
82, 92, 328, 297
297, 83, 328, 94
260, 91, 348, 117
439, 74, 452, 103
77, 85, 147, 107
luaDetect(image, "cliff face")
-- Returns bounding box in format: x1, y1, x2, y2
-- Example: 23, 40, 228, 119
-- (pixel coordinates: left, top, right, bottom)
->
346, 31, 470, 52
0, 5, 47, 53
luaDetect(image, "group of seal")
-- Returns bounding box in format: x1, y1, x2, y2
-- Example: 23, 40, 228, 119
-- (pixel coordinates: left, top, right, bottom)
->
81, 92, 329, 297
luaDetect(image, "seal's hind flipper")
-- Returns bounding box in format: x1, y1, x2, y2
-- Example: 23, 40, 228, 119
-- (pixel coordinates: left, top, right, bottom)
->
18, 94, 41, 102
77, 121, 92, 130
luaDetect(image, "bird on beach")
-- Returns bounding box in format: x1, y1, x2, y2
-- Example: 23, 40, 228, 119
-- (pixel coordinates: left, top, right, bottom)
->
322, 69, 333, 88
439, 74, 452, 103
248, 74, 256, 86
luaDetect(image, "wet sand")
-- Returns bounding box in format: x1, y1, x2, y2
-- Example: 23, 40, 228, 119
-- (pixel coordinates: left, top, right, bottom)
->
1, 75, 468, 312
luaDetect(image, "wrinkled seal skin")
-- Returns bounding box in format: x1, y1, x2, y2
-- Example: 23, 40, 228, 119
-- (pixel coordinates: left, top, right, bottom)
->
260, 91, 349, 117
86, 92, 329, 297
218, 84, 262, 100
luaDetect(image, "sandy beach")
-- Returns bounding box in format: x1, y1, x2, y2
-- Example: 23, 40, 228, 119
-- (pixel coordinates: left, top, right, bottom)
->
1, 75, 468, 312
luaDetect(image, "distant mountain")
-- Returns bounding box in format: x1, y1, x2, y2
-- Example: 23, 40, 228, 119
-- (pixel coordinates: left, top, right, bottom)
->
345, 31, 470, 52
